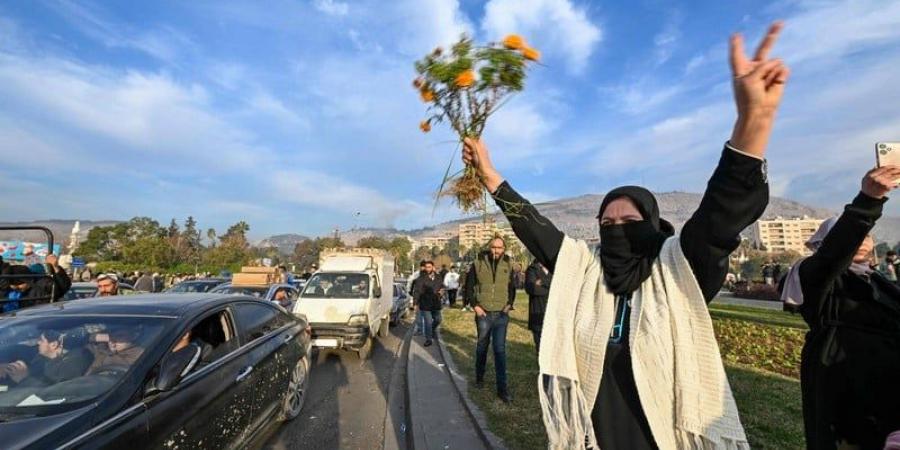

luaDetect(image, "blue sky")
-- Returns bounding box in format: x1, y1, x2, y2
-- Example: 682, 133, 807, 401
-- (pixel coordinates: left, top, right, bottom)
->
1, 0, 899, 239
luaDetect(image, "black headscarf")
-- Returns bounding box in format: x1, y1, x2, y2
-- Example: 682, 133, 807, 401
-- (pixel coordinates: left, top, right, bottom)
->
596, 186, 675, 295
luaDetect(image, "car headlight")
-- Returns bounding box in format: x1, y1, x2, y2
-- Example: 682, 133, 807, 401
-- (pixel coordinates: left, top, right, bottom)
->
347, 314, 368, 327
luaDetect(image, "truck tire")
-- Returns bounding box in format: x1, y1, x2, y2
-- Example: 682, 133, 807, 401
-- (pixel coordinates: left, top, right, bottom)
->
378, 316, 390, 338
357, 335, 373, 360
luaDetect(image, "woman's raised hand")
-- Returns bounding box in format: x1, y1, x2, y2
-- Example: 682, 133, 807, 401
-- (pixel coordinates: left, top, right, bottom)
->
462, 137, 504, 193
729, 22, 790, 158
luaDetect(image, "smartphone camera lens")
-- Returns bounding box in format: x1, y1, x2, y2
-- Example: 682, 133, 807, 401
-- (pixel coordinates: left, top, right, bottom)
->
879, 143, 887, 150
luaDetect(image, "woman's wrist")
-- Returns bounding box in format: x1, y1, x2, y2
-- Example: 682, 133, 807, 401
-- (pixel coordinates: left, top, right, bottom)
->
481, 168, 505, 194
730, 113, 775, 158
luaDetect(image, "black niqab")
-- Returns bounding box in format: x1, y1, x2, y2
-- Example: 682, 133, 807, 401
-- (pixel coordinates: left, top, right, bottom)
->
597, 186, 675, 295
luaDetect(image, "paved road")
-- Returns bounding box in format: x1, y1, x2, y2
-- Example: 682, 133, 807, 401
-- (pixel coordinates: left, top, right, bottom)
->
712, 292, 783, 310
256, 318, 412, 450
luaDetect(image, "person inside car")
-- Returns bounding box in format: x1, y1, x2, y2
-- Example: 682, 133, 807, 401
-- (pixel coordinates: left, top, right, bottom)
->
3, 254, 72, 312
87, 327, 144, 375
95, 273, 120, 297
0, 330, 93, 386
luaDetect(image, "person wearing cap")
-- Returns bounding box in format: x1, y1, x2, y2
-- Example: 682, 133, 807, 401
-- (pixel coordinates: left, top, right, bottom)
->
462, 21, 788, 450
95, 273, 120, 297
2, 254, 71, 312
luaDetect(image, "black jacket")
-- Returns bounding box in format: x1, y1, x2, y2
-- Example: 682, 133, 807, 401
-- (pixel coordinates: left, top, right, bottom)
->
524, 261, 551, 331
412, 272, 444, 311
796, 192, 900, 449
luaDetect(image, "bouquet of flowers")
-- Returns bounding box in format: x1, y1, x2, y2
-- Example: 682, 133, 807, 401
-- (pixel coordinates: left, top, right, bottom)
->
414, 34, 540, 212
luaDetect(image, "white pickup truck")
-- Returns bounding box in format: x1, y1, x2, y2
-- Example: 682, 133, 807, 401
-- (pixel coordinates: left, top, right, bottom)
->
293, 248, 394, 359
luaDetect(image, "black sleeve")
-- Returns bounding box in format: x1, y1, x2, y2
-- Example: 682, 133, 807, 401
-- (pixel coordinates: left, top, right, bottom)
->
491, 182, 565, 272
411, 277, 421, 306
799, 193, 885, 315
680, 146, 769, 302
465, 265, 478, 306
51, 267, 71, 301
525, 266, 537, 296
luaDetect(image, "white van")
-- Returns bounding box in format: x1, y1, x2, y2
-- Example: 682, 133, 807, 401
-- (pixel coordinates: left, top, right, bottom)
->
293, 248, 394, 359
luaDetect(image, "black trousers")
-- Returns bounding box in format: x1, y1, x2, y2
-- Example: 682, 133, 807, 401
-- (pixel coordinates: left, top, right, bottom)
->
447, 289, 458, 306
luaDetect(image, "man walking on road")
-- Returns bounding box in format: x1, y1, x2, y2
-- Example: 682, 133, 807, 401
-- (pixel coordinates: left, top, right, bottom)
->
464, 237, 516, 403
408, 261, 426, 335
444, 266, 460, 307
524, 259, 551, 353
412, 261, 444, 347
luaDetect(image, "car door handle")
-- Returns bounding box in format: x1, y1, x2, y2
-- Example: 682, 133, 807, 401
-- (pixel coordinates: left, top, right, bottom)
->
283, 333, 294, 344
236, 366, 253, 382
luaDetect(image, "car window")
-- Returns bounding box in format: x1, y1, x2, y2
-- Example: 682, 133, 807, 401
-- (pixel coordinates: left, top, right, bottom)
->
301, 273, 370, 299
0, 315, 169, 419
232, 303, 289, 342
170, 310, 238, 378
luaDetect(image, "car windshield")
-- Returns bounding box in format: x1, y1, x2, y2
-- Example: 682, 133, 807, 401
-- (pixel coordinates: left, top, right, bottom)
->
302, 273, 370, 299
62, 286, 97, 301
0, 315, 169, 419
211, 285, 269, 298
166, 281, 220, 293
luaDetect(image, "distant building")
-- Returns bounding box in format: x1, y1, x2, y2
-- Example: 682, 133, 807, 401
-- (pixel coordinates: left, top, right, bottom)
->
414, 234, 454, 251
458, 219, 519, 251
749, 216, 824, 255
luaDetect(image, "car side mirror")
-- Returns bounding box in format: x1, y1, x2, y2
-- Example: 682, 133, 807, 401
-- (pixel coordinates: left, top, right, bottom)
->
373, 287, 382, 298
154, 345, 200, 392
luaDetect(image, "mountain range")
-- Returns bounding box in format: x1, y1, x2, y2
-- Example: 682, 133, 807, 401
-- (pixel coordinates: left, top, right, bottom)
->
4, 191, 898, 254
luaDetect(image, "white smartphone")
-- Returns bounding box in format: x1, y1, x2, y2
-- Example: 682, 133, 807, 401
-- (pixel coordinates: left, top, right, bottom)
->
876, 142, 900, 184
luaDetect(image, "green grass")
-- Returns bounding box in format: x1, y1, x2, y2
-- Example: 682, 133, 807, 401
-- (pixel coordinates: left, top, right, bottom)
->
439, 292, 805, 449
709, 302, 809, 330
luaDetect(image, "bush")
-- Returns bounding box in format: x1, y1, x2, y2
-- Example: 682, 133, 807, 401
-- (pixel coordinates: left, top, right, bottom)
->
714, 318, 804, 378
732, 281, 779, 301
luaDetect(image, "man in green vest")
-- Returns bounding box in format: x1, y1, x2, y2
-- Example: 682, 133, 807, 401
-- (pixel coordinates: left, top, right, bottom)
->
464, 236, 517, 403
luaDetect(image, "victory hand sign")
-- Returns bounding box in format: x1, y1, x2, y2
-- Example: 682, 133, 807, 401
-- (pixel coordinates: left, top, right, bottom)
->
729, 22, 790, 158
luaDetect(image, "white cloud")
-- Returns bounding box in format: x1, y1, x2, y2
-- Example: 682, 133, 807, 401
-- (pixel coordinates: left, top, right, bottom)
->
774, 0, 900, 68
51, 0, 196, 62
388, 0, 473, 55
314, 0, 349, 16
271, 169, 418, 227
481, 0, 601, 73
600, 81, 684, 115
653, 15, 681, 66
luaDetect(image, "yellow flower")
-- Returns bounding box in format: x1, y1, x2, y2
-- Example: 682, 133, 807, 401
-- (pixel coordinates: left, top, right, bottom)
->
502, 34, 526, 50
419, 120, 431, 133
522, 47, 541, 62
454, 70, 476, 88
420, 89, 435, 102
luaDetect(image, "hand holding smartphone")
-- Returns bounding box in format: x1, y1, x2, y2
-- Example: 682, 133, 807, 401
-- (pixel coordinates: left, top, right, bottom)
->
876, 142, 900, 184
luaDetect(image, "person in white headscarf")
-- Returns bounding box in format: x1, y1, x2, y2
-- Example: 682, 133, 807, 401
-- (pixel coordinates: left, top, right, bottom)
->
780, 165, 900, 449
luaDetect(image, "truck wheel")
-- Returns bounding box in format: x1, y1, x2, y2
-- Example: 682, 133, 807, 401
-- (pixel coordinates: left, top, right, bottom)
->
378, 316, 390, 338
357, 335, 373, 360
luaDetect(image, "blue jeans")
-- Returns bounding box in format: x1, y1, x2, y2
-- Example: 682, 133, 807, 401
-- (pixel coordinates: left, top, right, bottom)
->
475, 312, 509, 395
418, 309, 442, 340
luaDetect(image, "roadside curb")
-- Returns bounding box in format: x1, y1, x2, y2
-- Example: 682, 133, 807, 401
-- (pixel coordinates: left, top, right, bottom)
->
435, 332, 508, 450
384, 320, 414, 450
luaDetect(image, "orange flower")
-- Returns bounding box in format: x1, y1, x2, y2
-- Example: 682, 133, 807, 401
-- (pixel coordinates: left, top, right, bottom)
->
502, 34, 526, 50
522, 47, 541, 62
419, 120, 431, 133
420, 89, 435, 102
454, 70, 476, 88
412, 77, 424, 89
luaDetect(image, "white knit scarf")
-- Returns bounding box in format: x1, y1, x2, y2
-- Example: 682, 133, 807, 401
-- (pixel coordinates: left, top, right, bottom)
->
538, 236, 749, 450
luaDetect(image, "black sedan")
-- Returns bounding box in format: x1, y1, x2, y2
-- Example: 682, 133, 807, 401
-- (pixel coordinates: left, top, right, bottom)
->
0, 293, 312, 449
